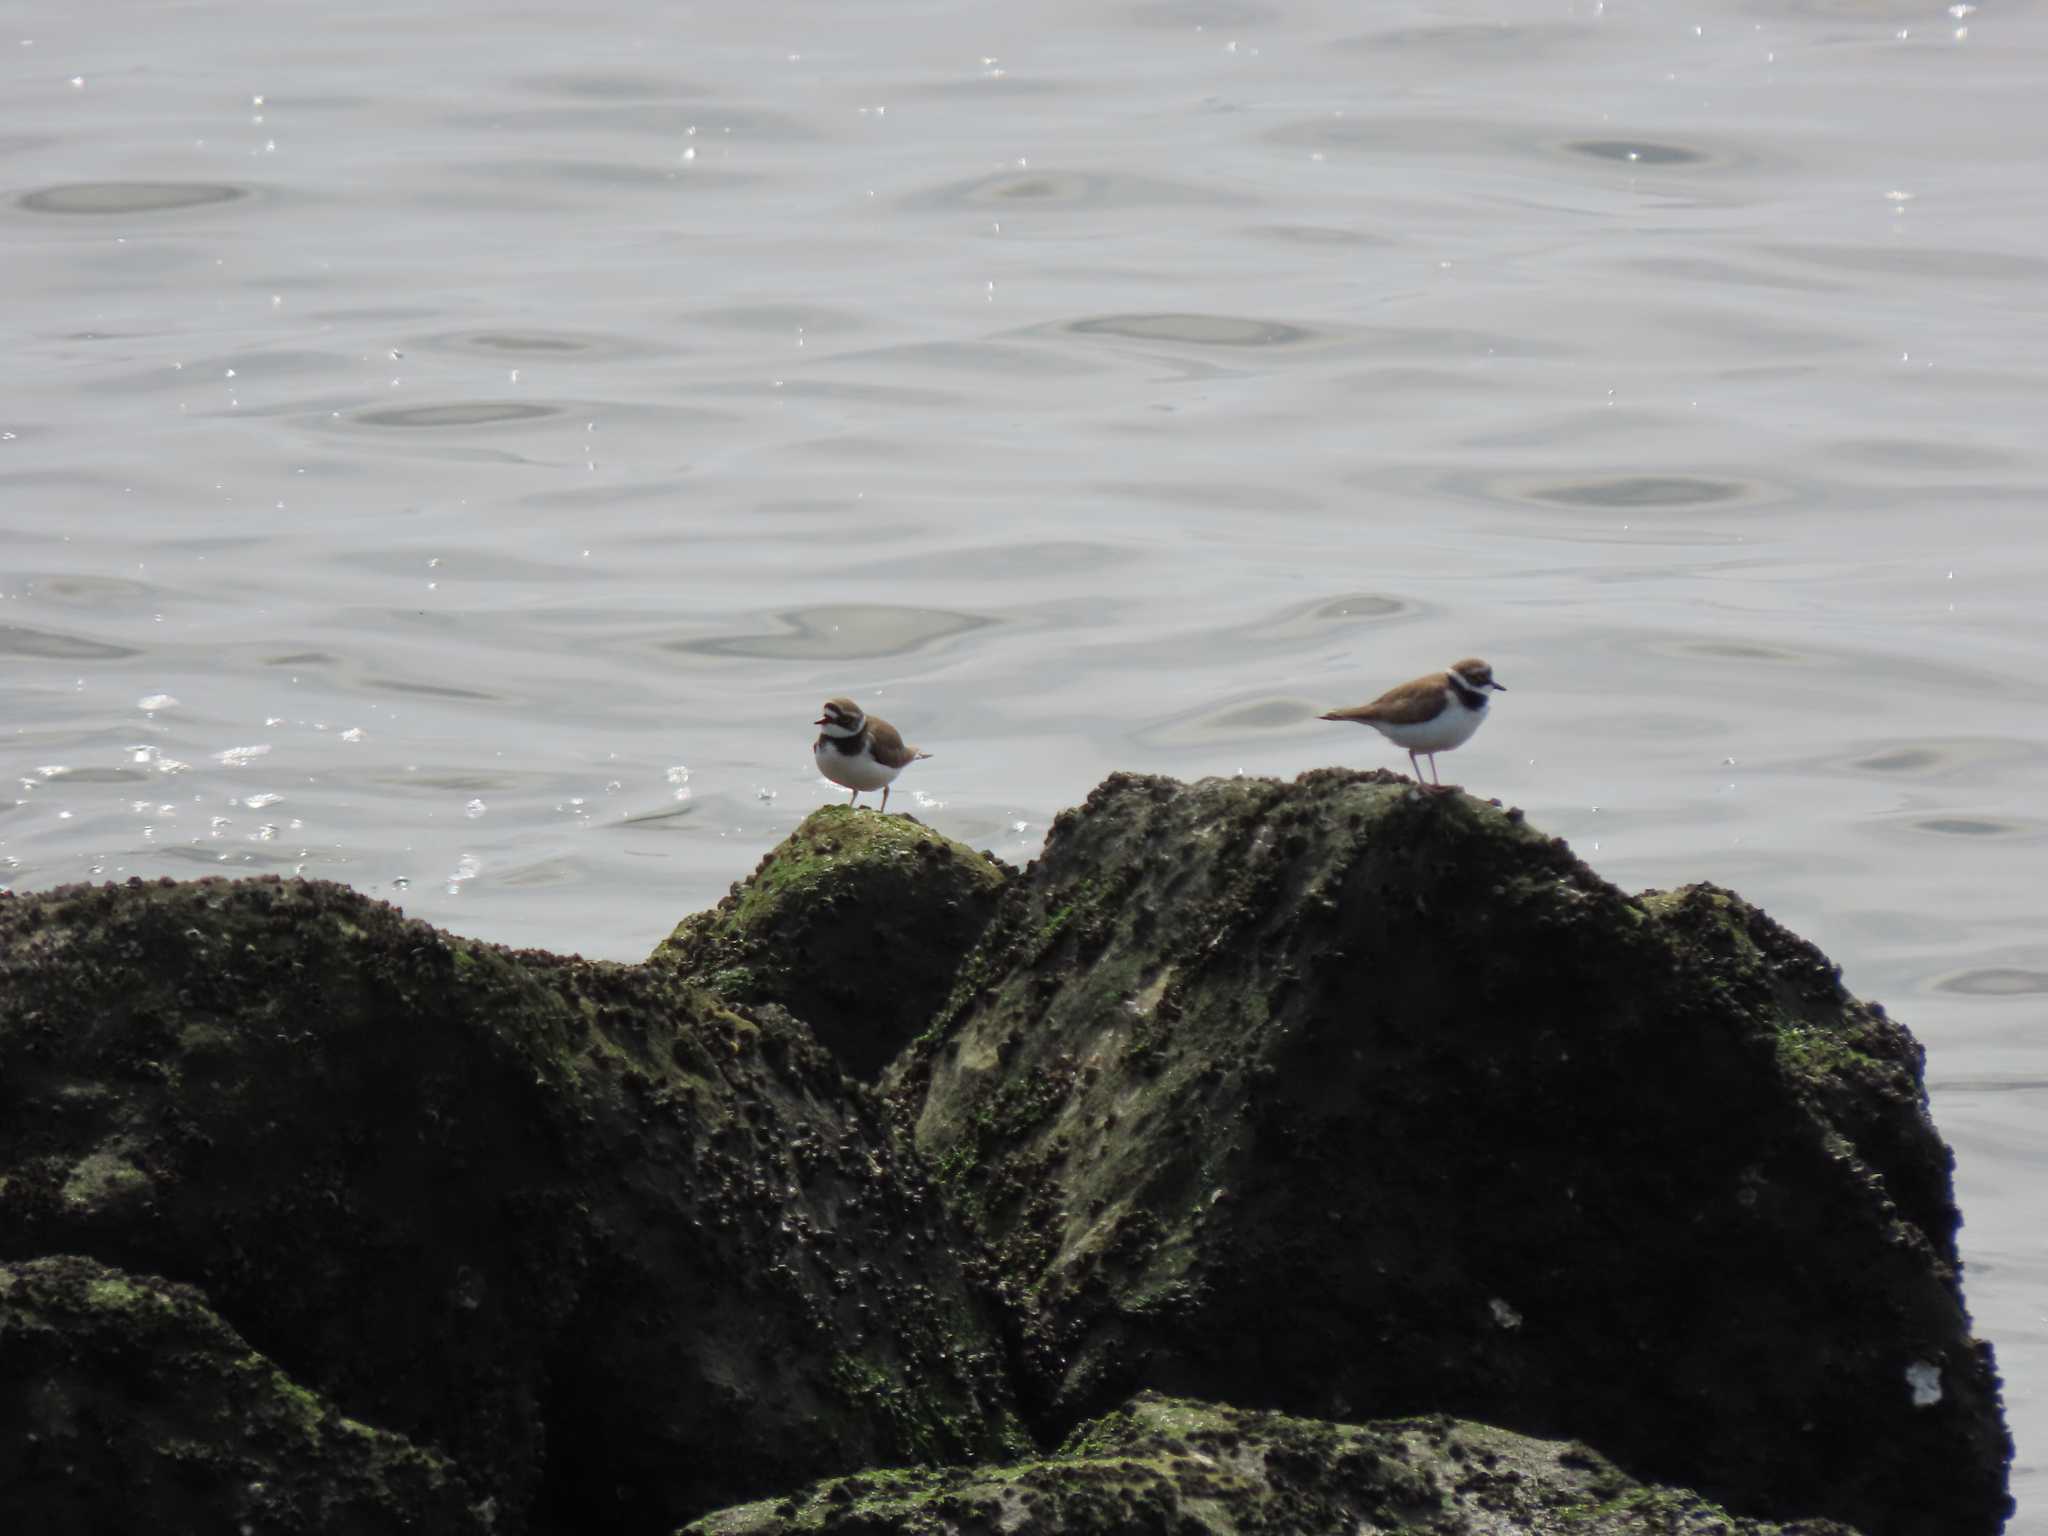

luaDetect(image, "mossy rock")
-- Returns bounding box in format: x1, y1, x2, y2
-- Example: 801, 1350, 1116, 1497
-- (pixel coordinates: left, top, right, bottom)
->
0, 876, 1027, 1533
0, 1255, 488, 1534
1637, 882, 1953, 1230
681, 1390, 1867, 1535
653, 807, 1009, 1078
892, 771, 2009, 1536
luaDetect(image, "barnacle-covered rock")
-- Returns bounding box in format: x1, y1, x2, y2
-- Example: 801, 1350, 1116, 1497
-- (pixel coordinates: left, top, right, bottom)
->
654, 806, 1007, 1078
684, 1391, 1866, 1536
893, 771, 2009, 1536
0, 876, 1025, 1532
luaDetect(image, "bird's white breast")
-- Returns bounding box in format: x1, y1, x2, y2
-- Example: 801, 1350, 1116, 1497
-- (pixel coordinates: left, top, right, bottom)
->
1370, 695, 1488, 753
815, 738, 902, 791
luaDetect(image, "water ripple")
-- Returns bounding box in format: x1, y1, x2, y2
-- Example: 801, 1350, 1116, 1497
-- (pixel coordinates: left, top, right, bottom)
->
1624, 255, 1842, 293
363, 677, 511, 703
17, 182, 249, 215
1895, 814, 2047, 843
1245, 223, 1390, 248
518, 71, 708, 101
907, 168, 1245, 212
1097, 478, 1326, 513
0, 624, 139, 660
1764, 243, 2048, 282
353, 401, 562, 429
1135, 693, 1338, 750
1435, 467, 1776, 519
1059, 313, 1319, 347
823, 340, 1105, 378
22, 574, 156, 608
667, 604, 998, 661
1567, 139, 1706, 166
1935, 969, 2048, 998
1245, 592, 1415, 640
1127, 0, 1276, 25
684, 303, 866, 335
1528, 475, 1752, 509
1831, 739, 2046, 781
1335, 21, 1592, 62
848, 541, 1141, 582
1265, 116, 1761, 179
410, 329, 662, 360
465, 158, 756, 192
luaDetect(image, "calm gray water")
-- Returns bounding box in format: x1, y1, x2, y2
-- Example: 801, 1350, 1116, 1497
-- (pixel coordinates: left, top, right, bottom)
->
4, 0, 2043, 1521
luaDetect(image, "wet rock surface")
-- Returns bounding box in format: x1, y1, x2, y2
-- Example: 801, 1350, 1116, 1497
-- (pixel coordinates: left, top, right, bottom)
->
893, 771, 2010, 1536
653, 806, 1008, 1079
0, 778, 2013, 1535
683, 1390, 1864, 1536
0, 876, 1024, 1533
0, 1254, 486, 1535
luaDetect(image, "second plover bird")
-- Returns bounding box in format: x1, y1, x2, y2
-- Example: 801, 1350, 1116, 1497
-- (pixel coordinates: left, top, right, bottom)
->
1320, 658, 1505, 792
814, 696, 930, 813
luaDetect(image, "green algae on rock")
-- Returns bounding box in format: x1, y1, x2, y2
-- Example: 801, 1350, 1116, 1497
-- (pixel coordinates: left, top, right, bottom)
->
1637, 881, 1958, 1244
0, 1254, 489, 1535
0, 875, 1026, 1534
653, 806, 1008, 1079
681, 1391, 1866, 1536
0, 777, 2013, 1536
892, 771, 2010, 1536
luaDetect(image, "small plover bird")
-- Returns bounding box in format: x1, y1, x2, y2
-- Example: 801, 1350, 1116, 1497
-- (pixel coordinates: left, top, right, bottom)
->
814, 696, 930, 813
1320, 658, 1505, 792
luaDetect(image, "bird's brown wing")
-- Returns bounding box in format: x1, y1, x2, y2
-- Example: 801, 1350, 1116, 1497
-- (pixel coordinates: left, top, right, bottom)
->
1320, 673, 1446, 726
864, 715, 924, 769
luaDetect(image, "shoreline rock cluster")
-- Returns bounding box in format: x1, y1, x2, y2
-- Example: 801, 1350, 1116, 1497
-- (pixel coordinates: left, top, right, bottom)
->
0, 772, 2013, 1534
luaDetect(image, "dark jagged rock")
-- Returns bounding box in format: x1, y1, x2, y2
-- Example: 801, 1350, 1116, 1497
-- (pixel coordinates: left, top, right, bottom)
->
0, 1254, 488, 1535
653, 806, 1008, 1079
682, 1391, 1866, 1535
0, 777, 2013, 1536
892, 771, 2011, 1536
0, 876, 1027, 1534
